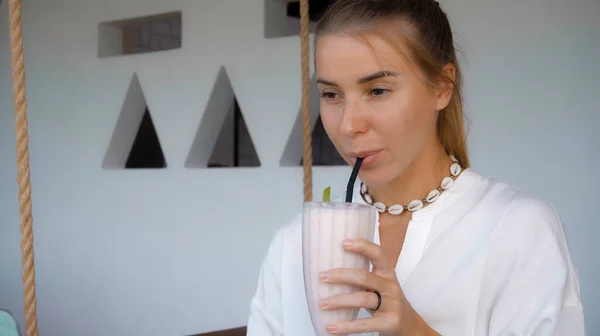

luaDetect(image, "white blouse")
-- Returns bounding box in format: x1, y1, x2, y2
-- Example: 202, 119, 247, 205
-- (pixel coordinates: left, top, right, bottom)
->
246, 169, 585, 335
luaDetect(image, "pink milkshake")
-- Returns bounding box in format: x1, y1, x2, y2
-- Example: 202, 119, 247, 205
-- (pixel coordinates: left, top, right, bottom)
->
302, 201, 377, 336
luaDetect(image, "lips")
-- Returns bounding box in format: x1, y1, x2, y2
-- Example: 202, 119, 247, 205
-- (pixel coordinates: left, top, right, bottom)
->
351, 150, 381, 159
348, 150, 382, 167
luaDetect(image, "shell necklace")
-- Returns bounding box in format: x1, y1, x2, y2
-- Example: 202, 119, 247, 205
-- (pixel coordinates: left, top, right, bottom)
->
359, 155, 463, 215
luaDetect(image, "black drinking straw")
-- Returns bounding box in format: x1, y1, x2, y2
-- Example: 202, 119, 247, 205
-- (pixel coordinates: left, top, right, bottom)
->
345, 157, 364, 203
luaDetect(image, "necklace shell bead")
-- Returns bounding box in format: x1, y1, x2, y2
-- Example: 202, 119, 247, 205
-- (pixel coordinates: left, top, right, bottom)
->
360, 155, 463, 215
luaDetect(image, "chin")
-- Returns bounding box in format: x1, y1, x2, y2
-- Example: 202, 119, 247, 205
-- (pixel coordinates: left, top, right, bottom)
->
357, 166, 393, 188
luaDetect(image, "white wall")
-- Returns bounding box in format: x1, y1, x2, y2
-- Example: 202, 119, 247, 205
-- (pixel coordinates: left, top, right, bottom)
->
0, 0, 598, 335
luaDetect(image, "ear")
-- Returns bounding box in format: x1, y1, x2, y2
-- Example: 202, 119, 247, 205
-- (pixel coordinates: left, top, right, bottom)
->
435, 63, 456, 111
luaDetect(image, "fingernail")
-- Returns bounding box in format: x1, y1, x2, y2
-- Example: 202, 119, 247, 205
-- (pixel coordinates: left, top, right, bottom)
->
326, 324, 338, 332
343, 240, 353, 247
318, 299, 328, 308
319, 272, 328, 281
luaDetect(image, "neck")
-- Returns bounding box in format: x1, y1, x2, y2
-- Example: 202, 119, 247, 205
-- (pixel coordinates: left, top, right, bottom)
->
368, 142, 452, 207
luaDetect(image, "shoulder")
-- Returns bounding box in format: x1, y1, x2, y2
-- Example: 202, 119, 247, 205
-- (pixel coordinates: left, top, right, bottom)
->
469, 170, 564, 239
500, 191, 563, 237
471, 171, 583, 307
462, 169, 563, 232
491, 187, 570, 267
461, 170, 577, 277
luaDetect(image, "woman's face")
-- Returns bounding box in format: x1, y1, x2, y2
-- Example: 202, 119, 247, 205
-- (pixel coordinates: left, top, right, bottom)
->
315, 32, 452, 187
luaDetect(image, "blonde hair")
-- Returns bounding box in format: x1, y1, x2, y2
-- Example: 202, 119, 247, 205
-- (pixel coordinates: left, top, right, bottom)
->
315, 0, 470, 168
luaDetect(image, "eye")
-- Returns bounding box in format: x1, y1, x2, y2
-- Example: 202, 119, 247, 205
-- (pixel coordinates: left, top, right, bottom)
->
319, 91, 340, 101
369, 87, 390, 97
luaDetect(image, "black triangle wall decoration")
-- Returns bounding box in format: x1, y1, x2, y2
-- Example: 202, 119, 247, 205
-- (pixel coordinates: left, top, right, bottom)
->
207, 99, 261, 168
102, 73, 167, 170
125, 108, 166, 168
186, 66, 261, 168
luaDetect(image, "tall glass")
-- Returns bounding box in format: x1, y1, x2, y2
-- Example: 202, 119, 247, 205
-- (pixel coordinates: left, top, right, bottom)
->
302, 201, 377, 335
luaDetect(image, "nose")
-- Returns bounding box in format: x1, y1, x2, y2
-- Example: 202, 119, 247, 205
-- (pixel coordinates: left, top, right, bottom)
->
339, 97, 368, 138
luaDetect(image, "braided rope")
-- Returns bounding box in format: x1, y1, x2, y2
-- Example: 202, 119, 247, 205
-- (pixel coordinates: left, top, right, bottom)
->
299, 0, 313, 202
8, 1, 38, 335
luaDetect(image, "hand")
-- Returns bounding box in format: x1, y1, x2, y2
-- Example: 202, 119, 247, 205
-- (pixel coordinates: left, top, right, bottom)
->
318, 238, 439, 336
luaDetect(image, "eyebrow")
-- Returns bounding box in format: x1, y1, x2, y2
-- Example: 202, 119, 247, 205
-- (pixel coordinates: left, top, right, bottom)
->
316, 70, 401, 87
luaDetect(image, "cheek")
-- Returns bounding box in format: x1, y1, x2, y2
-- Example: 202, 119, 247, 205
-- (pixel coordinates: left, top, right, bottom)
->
399, 87, 438, 127
375, 92, 437, 145
319, 109, 340, 142
379, 98, 421, 134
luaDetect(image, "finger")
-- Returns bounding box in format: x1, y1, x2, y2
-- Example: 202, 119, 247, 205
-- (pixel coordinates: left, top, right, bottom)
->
343, 238, 394, 277
325, 316, 394, 335
321, 267, 385, 290
319, 290, 380, 311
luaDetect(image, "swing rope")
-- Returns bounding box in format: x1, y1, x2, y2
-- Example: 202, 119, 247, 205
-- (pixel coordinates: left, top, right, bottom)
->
8, 0, 38, 335
299, 0, 313, 202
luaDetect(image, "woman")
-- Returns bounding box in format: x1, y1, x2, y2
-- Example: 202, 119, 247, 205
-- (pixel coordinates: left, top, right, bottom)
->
247, 0, 585, 335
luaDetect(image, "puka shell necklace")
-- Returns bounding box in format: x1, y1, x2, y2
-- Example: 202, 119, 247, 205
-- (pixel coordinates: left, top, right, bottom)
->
359, 155, 463, 215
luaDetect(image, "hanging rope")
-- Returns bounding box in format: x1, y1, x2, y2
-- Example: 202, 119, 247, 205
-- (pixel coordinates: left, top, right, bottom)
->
299, 0, 313, 202
8, 0, 38, 335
